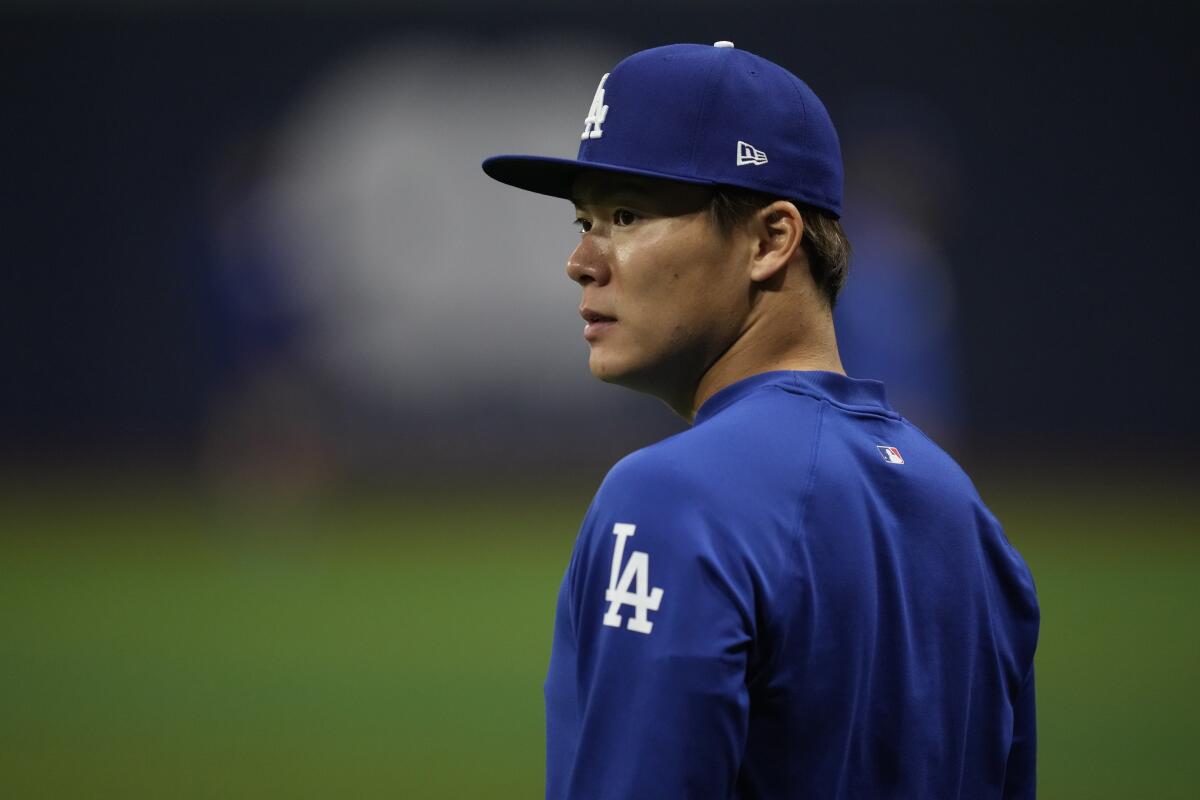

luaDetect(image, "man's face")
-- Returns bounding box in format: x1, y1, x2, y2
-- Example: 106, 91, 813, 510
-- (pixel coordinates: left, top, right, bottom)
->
568, 172, 750, 410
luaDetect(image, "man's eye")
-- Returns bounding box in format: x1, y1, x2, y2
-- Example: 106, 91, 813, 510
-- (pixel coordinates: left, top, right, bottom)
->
613, 209, 638, 226
573, 218, 592, 233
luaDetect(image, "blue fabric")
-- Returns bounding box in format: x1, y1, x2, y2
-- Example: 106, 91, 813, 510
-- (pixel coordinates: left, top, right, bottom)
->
483, 43, 844, 217
545, 371, 1039, 799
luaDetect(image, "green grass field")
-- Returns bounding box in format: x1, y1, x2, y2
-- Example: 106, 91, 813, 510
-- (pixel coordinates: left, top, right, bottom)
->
2, 480, 1197, 798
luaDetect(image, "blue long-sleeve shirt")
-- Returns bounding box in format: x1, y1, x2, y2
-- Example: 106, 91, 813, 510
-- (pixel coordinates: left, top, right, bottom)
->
545, 371, 1039, 799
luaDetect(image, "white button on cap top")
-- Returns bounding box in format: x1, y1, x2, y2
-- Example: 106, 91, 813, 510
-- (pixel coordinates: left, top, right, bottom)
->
713, 41, 735, 48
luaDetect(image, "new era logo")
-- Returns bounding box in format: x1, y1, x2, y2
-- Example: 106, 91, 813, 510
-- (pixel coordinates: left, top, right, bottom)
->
736, 140, 768, 166
877, 445, 905, 464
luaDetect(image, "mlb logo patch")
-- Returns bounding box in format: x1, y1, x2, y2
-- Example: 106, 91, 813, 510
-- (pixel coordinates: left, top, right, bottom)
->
877, 445, 905, 464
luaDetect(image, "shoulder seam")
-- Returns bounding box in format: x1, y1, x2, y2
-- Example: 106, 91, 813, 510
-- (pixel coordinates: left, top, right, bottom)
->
759, 398, 825, 678
791, 399, 827, 548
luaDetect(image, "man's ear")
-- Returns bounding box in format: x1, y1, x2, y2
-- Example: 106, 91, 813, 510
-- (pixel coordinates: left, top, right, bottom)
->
748, 200, 804, 283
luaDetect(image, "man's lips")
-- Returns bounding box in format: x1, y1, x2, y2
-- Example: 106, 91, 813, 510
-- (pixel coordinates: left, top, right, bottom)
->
580, 307, 617, 341
580, 307, 616, 324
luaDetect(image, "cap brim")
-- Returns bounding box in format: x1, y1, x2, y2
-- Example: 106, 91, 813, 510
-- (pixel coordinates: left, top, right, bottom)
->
482, 155, 719, 201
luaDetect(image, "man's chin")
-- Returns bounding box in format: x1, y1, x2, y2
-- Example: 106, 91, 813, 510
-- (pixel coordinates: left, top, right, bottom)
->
588, 353, 662, 396
588, 351, 637, 386
588, 359, 625, 386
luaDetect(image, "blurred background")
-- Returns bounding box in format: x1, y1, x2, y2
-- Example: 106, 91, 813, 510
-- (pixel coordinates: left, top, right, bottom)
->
3, 1, 1197, 797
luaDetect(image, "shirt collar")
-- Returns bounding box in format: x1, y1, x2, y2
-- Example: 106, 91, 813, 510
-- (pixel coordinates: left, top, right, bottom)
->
693, 370, 897, 426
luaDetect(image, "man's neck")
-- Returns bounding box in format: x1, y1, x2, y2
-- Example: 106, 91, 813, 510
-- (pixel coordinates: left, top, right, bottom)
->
681, 316, 844, 423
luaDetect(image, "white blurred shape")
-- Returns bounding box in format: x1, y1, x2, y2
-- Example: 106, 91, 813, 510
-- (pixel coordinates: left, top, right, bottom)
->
264, 36, 627, 405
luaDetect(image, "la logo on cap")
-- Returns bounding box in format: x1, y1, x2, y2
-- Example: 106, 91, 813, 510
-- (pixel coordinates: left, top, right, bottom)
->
581, 74, 610, 140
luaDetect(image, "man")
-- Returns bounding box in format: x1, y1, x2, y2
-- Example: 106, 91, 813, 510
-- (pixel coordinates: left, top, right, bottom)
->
483, 42, 1039, 799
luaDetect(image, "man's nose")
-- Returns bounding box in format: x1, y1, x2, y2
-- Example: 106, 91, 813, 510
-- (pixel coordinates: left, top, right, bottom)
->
566, 234, 611, 287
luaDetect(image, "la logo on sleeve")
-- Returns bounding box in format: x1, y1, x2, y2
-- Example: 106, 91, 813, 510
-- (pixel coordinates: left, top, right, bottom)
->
603, 523, 664, 634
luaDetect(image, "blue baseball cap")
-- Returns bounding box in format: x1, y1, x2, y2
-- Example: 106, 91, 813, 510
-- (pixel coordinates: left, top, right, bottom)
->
482, 41, 844, 218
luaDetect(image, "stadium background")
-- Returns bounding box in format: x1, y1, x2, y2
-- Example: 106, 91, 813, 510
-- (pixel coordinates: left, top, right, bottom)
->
3, 2, 1197, 797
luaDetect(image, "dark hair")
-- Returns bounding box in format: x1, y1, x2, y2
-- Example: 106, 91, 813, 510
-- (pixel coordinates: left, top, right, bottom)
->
709, 187, 851, 307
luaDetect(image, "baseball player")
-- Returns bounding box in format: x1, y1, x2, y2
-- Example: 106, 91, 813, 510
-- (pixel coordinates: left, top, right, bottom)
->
483, 42, 1039, 799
